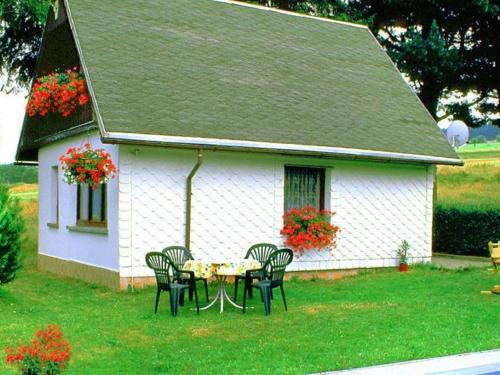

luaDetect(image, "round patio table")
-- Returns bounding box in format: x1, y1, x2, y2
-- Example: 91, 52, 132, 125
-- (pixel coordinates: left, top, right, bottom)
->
183, 259, 261, 313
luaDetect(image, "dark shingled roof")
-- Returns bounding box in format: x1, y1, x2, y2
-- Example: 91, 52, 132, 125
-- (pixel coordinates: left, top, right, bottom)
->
19, 0, 462, 164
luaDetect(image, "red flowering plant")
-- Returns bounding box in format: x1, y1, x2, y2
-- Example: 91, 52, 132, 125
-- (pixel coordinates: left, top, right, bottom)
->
26, 67, 89, 118
4, 325, 72, 375
59, 143, 116, 190
281, 206, 340, 254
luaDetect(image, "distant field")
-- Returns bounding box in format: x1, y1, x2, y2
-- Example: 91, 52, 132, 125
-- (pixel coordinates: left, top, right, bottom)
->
437, 142, 500, 210
8, 183, 39, 201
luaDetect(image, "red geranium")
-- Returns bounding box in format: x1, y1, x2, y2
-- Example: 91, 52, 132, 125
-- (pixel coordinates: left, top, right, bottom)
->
281, 206, 340, 254
26, 67, 89, 118
4, 325, 72, 375
59, 143, 116, 190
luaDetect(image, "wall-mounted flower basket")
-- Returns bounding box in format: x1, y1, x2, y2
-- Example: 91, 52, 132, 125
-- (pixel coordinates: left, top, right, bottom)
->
59, 144, 116, 190
281, 206, 340, 255
27, 67, 89, 118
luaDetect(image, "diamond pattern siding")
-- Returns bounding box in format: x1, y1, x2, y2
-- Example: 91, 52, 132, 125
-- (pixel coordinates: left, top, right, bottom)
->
118, 147, 433, 277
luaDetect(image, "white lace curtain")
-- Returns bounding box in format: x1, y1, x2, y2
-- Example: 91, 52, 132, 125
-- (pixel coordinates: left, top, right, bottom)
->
284, 166, 324, 211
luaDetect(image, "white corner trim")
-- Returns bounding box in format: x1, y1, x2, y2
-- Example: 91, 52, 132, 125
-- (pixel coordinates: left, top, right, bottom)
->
213, 0, 368, 30
104, 131, 463, 165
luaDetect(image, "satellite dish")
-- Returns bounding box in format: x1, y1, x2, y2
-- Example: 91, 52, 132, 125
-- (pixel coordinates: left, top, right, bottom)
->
446, 120, 469, 148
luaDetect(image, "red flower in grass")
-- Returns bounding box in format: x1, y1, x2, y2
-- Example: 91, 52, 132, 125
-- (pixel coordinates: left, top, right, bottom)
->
4, 325, 72, 374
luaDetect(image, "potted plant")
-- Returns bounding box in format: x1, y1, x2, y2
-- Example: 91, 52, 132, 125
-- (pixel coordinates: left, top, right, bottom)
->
26, 67, 89, 118
280, 206, 340, 255
4, 325, 72, 374
397, 240, 410, 272
59, 143, 116, 190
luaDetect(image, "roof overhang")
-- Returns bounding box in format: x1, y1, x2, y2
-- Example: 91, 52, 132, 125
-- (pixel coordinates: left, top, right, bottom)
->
103, 131, 464, 166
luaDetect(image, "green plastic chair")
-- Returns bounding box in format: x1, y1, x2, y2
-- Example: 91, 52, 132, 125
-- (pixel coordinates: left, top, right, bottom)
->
145, 252, 199, 316
162, 245, 209, 302
234, 243, 278, 301
243, 248, 294, 316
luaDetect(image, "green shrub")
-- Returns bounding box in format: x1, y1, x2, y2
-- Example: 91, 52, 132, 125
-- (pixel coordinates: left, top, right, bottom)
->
0, 164, 38, 185
0, 185, 24, 284
433, 206, 500, 257
472, 135, 487, 144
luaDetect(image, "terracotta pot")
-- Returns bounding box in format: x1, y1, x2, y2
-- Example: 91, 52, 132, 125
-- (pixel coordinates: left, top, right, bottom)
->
399, 263, 408, 272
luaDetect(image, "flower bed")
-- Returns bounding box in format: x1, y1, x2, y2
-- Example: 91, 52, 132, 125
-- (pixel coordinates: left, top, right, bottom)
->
27, 68, 89, 118
5, 325, 71, 374
281, 206, 339, 254
59, 144, 116, 189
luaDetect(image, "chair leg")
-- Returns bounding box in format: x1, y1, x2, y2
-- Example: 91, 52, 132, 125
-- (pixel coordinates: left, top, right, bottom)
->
179, 289, 185, 306
193, 284, 200, 314
261, 285, 271, 316
234, 277, 239, 301
154, 288, 161, 314
280, 284, 288, 311
248, 281, 254, 299
188, 284, 194, 301
170, 288, 180, 317
203, 279, 209, 302
242, 284, 247, 314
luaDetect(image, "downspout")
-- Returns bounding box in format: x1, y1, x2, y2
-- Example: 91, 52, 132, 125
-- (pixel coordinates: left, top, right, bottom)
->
185, 150, 203, 249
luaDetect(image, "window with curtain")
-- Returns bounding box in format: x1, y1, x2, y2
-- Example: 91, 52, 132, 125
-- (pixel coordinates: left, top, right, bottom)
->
77, 184, 107, 226
284, 166, 325, 211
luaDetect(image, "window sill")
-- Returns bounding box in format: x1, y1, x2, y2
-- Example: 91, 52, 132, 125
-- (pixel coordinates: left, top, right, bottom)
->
66, 225, 108, 235
47, 223, 59, 229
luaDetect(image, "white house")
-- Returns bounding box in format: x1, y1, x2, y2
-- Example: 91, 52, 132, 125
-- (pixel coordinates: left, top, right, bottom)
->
16, 0, 462, 290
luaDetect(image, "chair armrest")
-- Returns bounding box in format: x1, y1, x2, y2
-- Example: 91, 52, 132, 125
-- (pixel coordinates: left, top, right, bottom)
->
177, 269, 196, 281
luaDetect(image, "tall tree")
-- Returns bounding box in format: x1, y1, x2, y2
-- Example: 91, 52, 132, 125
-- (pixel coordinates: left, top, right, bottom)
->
0, 0, 51, 92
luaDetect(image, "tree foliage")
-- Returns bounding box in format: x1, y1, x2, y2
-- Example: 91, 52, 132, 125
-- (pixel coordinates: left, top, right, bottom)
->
0, 185, 24, 285
1, 0, 498, 126
0, 0, 51, 91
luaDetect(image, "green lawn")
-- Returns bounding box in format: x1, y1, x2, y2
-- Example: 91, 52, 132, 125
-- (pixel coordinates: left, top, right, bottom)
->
1, 203, 499, 374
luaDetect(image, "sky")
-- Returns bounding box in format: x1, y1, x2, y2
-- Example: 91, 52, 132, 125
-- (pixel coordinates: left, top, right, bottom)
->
0, 88, 27, 164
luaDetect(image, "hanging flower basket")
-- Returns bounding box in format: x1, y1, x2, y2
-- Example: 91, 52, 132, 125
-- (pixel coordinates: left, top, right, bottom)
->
281, 206, 340, 255
59, 144, 116, 190
26, 67, 89, 118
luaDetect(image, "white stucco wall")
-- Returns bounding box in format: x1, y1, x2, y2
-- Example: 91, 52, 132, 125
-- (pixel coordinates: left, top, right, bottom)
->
118, 146, 434, 278
38, 132, 119, 271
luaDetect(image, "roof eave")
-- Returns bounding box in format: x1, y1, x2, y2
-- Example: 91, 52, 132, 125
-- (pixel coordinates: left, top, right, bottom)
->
103, 131, 464, 166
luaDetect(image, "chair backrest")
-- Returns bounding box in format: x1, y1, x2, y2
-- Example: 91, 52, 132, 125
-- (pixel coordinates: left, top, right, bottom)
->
145, 252, 174, 286
245, 243, 278, 264
265, 248, 294, 282
162, 246, 193, 270
489, 241, 500, 260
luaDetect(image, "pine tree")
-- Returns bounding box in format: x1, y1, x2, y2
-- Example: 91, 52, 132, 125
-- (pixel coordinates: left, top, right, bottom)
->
0, 185, 24, 285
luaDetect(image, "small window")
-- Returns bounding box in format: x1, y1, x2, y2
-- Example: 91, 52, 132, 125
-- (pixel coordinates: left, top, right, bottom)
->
49, 166, 59, 224
284, 166, 325, 211
77, 184, 107, 226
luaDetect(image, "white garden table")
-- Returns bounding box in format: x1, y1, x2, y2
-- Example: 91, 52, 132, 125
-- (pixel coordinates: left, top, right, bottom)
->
183, 259, 261, 313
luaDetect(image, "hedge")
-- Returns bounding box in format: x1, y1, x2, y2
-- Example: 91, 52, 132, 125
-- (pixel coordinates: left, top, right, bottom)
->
433, 206, 500, 257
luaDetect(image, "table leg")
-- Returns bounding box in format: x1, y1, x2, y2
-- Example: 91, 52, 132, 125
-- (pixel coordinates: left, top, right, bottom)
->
198, 276, 222, 311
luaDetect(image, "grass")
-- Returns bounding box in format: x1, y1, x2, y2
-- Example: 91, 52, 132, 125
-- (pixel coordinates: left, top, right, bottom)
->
1, 200, 499, 374
436, 142, 500, 210
8, 184, 38, 202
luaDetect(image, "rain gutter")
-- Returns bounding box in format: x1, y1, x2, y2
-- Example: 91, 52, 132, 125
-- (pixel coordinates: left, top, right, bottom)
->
185, 150, 203, 249
102, 132, 464, 166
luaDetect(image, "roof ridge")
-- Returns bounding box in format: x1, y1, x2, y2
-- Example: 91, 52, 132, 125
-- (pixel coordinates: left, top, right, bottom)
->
212, 0, 368, 30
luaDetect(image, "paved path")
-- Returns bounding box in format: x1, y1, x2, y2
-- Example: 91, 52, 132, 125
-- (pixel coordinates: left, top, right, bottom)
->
432, 253, 491, 269
318, 349, 500, 375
